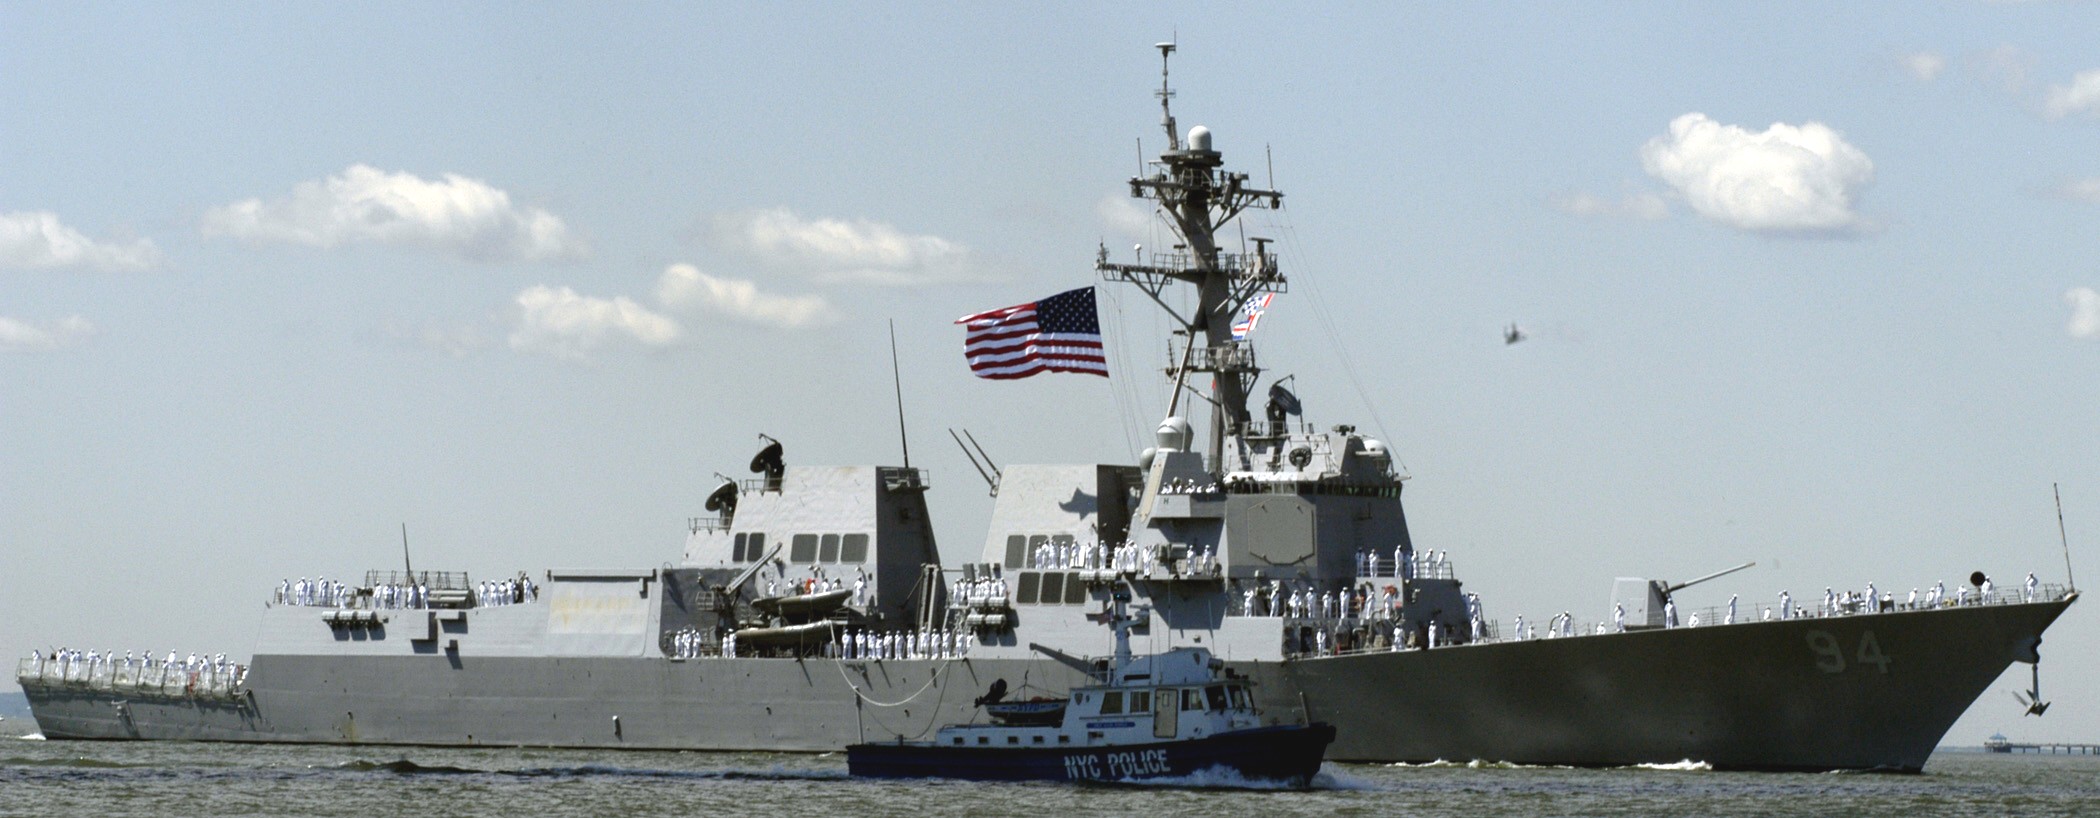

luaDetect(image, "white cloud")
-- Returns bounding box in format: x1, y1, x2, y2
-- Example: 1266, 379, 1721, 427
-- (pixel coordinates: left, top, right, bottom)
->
506, 285, 680, 360
1639, 113, 1874, 236
0, 211, 160, 271
2044, 69, 2100, 120
2068, 287, 2100, 340
711, 207, 984, 286
1095, 195, 1158, 241
203, 165, 584, 263
0, 314, 96, 352
1973, 44, 2035, 95
654, 263, 839, 329
1901, 52, 1946, 82
1548, 190, 1669, 221
384, 320, 489, 357
2046, 178, 2100, 202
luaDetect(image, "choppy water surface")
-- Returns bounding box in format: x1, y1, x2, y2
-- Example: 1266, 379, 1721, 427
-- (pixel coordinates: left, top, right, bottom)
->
3, 737, 2096, 817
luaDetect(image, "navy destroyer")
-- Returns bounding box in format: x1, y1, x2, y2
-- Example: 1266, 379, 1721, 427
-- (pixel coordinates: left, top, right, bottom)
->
17, 45, 2077, 772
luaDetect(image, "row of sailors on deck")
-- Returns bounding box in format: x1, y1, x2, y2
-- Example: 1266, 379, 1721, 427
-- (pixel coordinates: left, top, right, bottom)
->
370, 582, 427, 609
1351, 546, 1448, 580
952, 574, 1008, 608
1511, 571, 2048, 640
27, 648, 245, 682
475, 576, 538, 607
278, 577, 349, 607
1243, 581, 1402, 620
1027, 540, 1222, 577
1157, 477, 1222, 495
666, 627, 969, 661
837, 628, 969, 661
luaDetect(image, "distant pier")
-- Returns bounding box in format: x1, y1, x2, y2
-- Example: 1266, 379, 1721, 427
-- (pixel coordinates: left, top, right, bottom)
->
1984, 735, 2100, 755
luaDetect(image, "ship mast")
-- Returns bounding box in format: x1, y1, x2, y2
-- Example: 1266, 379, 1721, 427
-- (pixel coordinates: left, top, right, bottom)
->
1097, 43, 1286, 471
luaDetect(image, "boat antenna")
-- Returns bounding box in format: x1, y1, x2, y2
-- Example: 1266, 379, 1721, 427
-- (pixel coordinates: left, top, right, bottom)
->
889, 319, 910, 469
949, 428, 998, 496
2056, 483, 2076, 590
1155, 41, 1179, 150
400, 523, 414, 583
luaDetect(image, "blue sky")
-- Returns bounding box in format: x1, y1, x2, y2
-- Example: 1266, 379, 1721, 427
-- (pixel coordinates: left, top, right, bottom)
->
4, 3, 2098, 745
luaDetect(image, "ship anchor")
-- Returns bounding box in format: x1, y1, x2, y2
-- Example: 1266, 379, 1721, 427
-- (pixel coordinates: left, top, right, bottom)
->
2014, 662, 2051, 717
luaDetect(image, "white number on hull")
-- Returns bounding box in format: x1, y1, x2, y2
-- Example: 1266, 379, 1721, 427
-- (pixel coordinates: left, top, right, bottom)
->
1806, 629, 1890, 674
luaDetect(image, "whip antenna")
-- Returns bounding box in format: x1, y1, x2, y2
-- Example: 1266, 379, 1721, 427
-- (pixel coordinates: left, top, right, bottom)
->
890, 319, 911, 469
2057, 483, 2076, 591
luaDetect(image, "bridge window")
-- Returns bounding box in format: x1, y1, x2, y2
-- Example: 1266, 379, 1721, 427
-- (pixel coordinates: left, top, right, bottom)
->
790, 534, 818, 563
819, 534, 840, 563
1206, 685, 1228, 712
842, 533, 869, 563
1128, 691, 1151, 712
733, 533, 748, 562
1183, 689, 1202, 712
1003, 535, 1025, 568
1039, 572, 1065, 603
743, 533, 765, 562
1064, 573, 1086, 604
1100, 691, 1124, 715
1016, 572, 1041, 604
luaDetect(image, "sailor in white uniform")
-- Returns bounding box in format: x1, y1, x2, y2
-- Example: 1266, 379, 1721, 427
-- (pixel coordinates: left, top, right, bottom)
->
2025, 572, 2039, 603
1779, 590, 1792, 621
1726, 594, 1738, 625
1613, 602, 1626, 633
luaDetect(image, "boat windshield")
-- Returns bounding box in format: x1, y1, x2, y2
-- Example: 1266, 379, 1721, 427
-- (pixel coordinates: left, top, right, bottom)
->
1205, 685, 1230, 712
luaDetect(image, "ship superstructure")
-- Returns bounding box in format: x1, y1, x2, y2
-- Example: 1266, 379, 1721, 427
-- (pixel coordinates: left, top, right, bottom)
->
18, 44, 2076, 772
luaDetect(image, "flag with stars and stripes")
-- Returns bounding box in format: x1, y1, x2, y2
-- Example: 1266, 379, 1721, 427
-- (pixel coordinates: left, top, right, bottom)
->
956, 286, 1108, 379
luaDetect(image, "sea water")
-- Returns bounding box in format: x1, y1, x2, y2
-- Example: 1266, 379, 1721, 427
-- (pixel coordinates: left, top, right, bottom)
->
2, 737, 2095, 817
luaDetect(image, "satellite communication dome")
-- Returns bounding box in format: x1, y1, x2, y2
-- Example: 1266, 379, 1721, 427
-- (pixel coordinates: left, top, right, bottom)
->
1156, 416, 1193, 452
1188, 126, 1212, 151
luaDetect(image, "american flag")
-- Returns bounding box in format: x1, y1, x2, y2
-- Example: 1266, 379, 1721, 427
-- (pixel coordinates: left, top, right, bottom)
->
956, 286, 1108, 379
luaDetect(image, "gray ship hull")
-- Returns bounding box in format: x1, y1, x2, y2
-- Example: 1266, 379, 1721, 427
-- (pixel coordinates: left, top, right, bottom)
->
24, 598, 2071, 771
1285, 596, 2075, 771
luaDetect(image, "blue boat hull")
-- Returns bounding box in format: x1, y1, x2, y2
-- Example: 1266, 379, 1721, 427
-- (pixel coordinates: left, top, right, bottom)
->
846, 723, 1336, 785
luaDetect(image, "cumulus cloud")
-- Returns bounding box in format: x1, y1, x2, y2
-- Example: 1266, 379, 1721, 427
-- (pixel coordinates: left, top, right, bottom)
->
710, 208, 983, 286
2068, 287, 2100, 340
0, 211, 160, 271
1548, 190, 1670, 221
203, 165, 584, 263
1900, 52, 1947, 82
1639, 113, 1874, 236
654, 263, 839, 329
506, 285, 680, 360
2044, 69, 2100, 120
0, 314, 95, 352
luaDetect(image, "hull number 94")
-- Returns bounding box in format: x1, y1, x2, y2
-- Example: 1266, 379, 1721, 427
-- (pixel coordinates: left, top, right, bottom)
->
1806, 629, 1890, 674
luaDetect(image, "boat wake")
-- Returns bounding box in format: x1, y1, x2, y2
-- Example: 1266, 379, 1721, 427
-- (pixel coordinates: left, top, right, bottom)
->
1379, 758, 1711, 772
325, 758, 852, 782
1081, 763, 1364, 791
1630, 760, 1712, 772
17, 733, 44, 741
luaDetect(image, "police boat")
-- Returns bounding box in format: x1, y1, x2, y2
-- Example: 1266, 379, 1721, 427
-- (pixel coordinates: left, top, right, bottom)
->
846, 588, 1336, 785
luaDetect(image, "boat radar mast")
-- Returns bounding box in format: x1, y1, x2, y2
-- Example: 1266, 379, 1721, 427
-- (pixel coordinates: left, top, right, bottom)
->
1098, 43, 1288, 470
